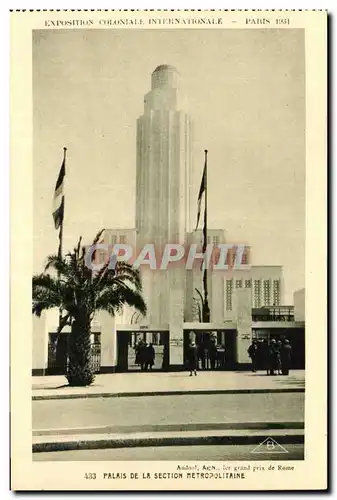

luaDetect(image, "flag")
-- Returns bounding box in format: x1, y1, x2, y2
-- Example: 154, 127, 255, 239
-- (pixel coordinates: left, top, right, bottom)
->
52, 157, 65, 230
195, 161, 206, 231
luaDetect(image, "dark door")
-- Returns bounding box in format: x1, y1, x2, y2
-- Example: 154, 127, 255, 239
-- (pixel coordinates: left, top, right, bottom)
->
253, 328, 305, 370
117, 331, 169, 372
116, 331, 129, 372
224, 330, 236, 369
289, 329, 305, 369
183, 330, 236, 371
47, 333, 69, 375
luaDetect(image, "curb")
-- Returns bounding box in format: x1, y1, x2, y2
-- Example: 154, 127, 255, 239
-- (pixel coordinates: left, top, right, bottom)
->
33, 421, 304, 437
33, 431, 305, 453
32, 387, 305, 401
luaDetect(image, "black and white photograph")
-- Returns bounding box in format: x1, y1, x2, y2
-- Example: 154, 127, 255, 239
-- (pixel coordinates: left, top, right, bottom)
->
10, 9, 327, 491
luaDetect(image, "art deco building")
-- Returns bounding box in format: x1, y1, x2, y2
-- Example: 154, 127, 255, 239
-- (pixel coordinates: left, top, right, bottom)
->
32, 65, 304, 375
135, 65, 192, 365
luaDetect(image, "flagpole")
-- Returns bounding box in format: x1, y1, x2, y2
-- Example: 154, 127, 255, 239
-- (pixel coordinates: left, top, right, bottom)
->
58, 147, 66, 259
202, 149, 210, 323
58, 147, 67, 331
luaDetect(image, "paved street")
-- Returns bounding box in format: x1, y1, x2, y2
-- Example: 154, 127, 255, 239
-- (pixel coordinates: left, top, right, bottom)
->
33, 392, 304, 431
33, 443, 304, 461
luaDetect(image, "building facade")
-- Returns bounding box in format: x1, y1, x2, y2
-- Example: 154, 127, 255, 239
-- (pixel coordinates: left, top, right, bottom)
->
32, 65, 305, 375
135, 64, 192, 366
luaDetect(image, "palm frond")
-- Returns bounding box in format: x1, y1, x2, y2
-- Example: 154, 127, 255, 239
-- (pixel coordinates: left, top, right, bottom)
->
44, 255, 68, 275
32, 230, 146, 323
92, 229, 105, 246
96, 286, 147, 317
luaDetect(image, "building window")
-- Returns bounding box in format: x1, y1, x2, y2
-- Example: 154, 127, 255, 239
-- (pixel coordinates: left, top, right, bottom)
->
254, 280, 261, 308
263, 280, 271, 306
225, 248, 235, 266
242, 247, 250, 265
119, 235, 126, 244
99, 250, 107, 265
93, 333, 100, 344
273, 280, 281, 306
207, 235, 219, 246
111, 235, 117, 245
235, 280, 242, 288
226, 279, 233, 311
245, 279, 252, 288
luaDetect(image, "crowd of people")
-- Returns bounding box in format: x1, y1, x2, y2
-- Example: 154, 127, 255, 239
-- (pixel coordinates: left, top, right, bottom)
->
197, 340, 226, 370
134, 335, 293, 376
185, 334, 293, 377
186, 336, 226, 375
247, 338, 292, 376
134, 340, 156, 371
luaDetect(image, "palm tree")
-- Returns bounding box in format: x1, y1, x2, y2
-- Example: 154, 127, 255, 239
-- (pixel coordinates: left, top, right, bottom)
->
32, 230, 147, 386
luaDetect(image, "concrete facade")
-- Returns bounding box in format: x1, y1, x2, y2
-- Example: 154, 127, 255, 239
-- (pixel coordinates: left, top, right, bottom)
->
294, 288, 305, 322
233, 288, 252, 364
32, 313, 47, 375
32, 65, 304, 374
135, 65, 192, 331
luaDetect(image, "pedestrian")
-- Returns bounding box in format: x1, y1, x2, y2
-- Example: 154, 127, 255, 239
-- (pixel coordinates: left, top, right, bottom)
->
145, 343, 155, 370
139, 341, 148, 371
277, 340, 283, 375
247, 340, 259, 372
268, 339, 279, 376
217, 344, 226, 370
280, 339, 292, 375
187, 340, 198, 376
135, 340, 144, 367
208, 339, 217, 370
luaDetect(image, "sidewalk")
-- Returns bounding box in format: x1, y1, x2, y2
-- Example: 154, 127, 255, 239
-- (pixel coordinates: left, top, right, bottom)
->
33, 427, 304, 453
32, 370, 305, 400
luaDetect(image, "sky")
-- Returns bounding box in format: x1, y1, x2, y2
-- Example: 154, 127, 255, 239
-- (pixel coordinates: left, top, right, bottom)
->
33, 28, 305, 304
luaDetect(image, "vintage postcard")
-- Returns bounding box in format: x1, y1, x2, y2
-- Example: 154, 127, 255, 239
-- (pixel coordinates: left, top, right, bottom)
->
10, 9, 327, 491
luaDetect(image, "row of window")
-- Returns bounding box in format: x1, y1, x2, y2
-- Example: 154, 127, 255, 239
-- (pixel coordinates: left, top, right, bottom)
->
225, 279, 281, 310
128, 332, 165, 347
111, 235, 127, 244
96, 235, 127, 264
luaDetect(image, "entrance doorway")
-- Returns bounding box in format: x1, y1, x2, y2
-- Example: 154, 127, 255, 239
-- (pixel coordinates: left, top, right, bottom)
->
117, 330, 169, 372
183, 329, 236, 370
252, 328, 305, 369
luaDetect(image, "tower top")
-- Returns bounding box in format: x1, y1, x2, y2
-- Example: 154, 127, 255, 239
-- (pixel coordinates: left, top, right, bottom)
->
153, 64, 178, 74
151, 64, 179, 90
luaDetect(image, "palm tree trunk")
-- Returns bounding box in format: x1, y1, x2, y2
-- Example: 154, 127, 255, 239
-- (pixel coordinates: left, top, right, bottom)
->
66, 312, 95, 386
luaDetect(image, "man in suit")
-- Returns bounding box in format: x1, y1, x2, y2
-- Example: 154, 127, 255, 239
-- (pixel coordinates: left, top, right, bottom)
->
280, 339, 292, 375
187, 341, 198, 376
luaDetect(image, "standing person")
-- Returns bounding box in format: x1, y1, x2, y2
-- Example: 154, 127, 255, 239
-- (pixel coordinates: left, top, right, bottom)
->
247, 340, 259, 372
217, 344, 226, 370
139, 341, 147, 371
276, 340, 283, 375
134, 340, 141, 367
208, 339, 217, 370
280, 339, 292, 375
268, 339, 279, 375
187, 341, 198, 376
146, 343, 155, 371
